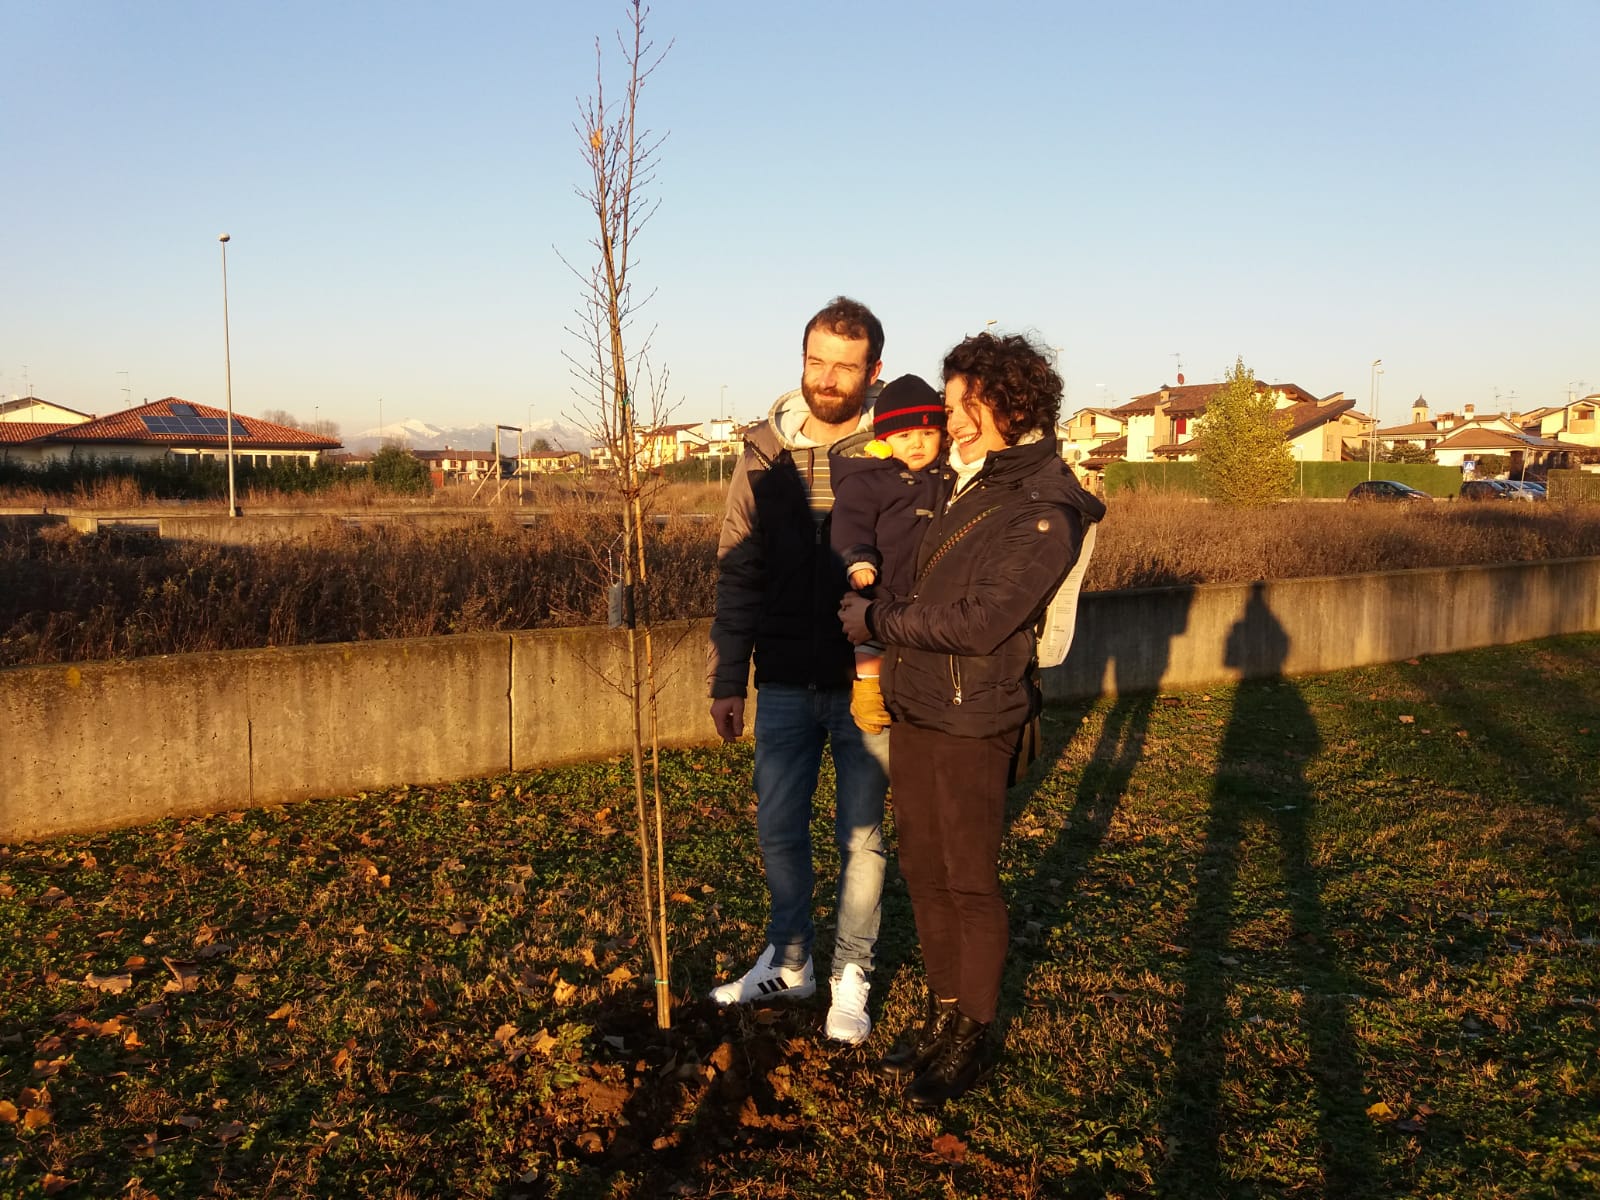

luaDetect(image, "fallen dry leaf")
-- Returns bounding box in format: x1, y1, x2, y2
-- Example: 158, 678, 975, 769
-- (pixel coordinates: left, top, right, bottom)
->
266, 1003, 294, 1021
196, 942, 233, 960
0, 1100, 16, 1124
1367, 1100, 1394, 1119
84, 972, 134, 994
580, 946, 598, 969
1398, 715, 1415, 725
42, 1173, 72, 1195
531, 1028, 559, 1055
162, 958, 200, 993
931, 1131, 968, 1163
23, 1107, 52, 1130
493, 1023, 519, 1047
216, 1121, 246, 1141
605, 965, 636, 985
553, 978, 578, 1004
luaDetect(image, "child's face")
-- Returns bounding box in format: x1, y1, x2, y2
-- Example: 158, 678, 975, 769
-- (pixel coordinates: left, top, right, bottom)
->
883, 427, 942, 472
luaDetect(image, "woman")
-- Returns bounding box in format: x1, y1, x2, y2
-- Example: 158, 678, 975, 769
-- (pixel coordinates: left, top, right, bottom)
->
839, 332, 1104, 1107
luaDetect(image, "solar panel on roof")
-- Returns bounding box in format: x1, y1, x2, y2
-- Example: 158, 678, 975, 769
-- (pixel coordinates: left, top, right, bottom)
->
141, 415, 249, 438
170, 403, 197, 417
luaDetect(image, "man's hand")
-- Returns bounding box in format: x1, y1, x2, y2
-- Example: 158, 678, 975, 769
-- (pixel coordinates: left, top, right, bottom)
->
838, 593, 872, 645
710, 696, 745, 742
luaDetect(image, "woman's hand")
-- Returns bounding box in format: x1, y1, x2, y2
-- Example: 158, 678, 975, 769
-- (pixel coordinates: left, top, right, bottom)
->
838, 593, 872, 644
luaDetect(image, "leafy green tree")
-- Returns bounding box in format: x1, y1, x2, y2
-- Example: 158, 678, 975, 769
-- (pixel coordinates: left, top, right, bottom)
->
1196, 357, 1295, 505
368, 445, 431, 494
1381, 443, 1434, 464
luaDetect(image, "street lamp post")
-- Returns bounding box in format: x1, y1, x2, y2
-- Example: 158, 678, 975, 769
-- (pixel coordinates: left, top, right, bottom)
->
1367, 358, 1384, 480
218, 234, 239, 517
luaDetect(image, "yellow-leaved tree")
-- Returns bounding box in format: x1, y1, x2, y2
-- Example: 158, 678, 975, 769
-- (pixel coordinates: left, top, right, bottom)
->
1196, 357, 1296, 506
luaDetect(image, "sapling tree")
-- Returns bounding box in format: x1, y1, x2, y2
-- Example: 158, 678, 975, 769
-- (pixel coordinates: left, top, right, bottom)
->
560, 0, 676, 1029
1196, 357, 1295, 506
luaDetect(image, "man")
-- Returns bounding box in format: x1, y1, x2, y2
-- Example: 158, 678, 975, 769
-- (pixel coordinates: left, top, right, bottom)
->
707, 296, 891, 1045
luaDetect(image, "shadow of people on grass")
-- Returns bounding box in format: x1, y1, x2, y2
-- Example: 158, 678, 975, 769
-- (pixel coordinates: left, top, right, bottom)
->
997, 586, 1195, 1033
1155, 583, 1379, 1196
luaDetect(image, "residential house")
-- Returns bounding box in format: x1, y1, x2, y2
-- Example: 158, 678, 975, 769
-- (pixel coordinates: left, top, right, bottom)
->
1378, 399, 1573, 473
1058, 407, 1128, 468
1104, 381, 1360, 464
413, 447, 497, 482
590, 419, 741, 471
0, 396, 93, 426
0, 397, 339, 468
520, 449, 586, 474
1518, 394, 1600, 460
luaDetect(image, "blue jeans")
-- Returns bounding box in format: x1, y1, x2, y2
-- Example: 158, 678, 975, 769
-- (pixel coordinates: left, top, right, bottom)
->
753, 683, 889, 977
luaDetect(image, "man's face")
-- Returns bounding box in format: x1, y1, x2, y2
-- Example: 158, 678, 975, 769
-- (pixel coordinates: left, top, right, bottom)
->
883, 427, 942, 472
801, 328, 881, 424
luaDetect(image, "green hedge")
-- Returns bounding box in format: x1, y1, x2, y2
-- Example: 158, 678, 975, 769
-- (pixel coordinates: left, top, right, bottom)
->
0, 456, 356, 500
1546, 469, 1600, 503
1105, 459, 1461, 498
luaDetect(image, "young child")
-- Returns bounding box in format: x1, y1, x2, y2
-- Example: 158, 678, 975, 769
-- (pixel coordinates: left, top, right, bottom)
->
829, 374, 949, 733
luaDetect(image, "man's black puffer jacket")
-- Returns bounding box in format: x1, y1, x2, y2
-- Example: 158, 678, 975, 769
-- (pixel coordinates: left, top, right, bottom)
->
870, 436, 1105, 739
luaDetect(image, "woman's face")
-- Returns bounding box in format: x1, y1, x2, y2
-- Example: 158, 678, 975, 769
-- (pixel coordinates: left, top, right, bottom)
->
943, 376, 1009, 463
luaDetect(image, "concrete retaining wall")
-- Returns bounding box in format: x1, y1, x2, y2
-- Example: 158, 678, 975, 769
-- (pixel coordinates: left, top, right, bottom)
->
5, 557, 1600, 842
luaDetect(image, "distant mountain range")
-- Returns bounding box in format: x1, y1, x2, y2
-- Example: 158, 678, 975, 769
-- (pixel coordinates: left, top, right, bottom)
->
345, 417, 591, 455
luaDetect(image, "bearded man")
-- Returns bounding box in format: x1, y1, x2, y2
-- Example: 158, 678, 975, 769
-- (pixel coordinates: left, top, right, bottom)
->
706, 296, 890, 1045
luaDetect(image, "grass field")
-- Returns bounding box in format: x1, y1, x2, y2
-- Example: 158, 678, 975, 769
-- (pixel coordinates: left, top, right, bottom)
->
2, 636, 1598, 1198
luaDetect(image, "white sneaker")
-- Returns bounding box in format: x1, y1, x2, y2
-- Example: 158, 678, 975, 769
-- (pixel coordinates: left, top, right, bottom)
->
709, 945, 816, 1006
824, 962, 872, 1044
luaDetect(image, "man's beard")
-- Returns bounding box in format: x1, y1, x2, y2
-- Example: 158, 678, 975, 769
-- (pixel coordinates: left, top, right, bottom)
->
801, 376, 868, 425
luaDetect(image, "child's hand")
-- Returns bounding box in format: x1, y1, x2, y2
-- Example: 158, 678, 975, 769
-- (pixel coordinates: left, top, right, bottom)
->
849, 564, 877, 591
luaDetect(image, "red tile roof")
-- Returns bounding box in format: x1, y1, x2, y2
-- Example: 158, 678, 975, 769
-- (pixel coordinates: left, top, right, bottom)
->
1113, 381, 1321, 416
0, 422, 73, 443
46, 398, 340, 449
1432, 427, 1561, 451
1080, 435, 1128, 468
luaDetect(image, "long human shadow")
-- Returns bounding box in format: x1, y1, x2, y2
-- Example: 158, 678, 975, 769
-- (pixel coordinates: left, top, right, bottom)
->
1040, 584, 1195, 885
1155, 583, 1379, 1196
997, 585, 1194, 1045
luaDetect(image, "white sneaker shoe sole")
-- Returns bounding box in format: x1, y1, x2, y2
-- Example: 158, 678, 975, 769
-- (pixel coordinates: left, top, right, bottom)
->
708, 946, 816, 1006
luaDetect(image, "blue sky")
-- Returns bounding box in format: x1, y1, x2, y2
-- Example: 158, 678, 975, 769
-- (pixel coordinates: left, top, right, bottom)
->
4, 1, 1596, 443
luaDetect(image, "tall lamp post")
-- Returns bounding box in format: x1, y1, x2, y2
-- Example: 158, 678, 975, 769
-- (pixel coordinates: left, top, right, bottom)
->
1367, 358, 1383, 480
218, 234, 239, 517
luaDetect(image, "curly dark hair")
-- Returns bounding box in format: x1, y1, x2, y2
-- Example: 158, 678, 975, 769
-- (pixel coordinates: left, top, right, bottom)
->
941, 332, 1062, 444
803, 296, 885, 366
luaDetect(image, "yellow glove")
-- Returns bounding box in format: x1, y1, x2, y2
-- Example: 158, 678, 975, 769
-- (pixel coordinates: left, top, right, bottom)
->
850, 676, 891, 734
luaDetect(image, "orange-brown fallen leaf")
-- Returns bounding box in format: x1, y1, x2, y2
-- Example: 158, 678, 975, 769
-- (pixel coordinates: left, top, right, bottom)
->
931, 1132, 968, 1162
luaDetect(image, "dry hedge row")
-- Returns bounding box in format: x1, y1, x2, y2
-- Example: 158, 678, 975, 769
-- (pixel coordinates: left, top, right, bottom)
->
4, 492, 1600, 668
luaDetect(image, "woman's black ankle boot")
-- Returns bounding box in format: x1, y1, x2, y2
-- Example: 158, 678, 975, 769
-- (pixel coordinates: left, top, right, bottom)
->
906, 1013, 989, 1108
875, 993, 957, 1079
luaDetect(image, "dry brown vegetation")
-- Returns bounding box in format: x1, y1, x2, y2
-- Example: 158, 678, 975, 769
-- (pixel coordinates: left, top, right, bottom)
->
3, 489, 1600, 668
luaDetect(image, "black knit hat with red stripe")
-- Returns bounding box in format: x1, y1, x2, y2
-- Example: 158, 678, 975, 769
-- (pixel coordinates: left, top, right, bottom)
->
872, 375, 945, 436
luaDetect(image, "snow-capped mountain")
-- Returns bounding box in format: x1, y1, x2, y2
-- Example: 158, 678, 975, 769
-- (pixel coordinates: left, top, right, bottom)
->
348, 417, 590, 454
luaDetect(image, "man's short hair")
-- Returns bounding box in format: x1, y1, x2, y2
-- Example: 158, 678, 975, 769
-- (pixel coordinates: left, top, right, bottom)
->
942, 332, 1063, 445
803, 296, 885, 366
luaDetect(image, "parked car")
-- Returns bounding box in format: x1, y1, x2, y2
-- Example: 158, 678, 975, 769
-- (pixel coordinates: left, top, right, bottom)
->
1503, 480, 1547, 501
1347, 480, 1433, 502
1460, 479, 1514, 501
